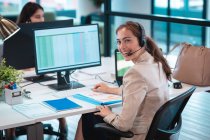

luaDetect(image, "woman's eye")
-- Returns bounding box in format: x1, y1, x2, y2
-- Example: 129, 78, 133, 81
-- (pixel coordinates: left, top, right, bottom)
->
125, 39, 130, 43
117, 41, 121, 45
34, 15, 41, 19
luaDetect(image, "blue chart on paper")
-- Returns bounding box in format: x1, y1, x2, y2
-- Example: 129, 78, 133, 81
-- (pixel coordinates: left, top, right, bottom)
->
72, 94, 122, 105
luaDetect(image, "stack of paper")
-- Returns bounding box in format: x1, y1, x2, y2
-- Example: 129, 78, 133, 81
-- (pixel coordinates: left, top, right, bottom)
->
13, 103, 56, 118
73, 92, 122, 105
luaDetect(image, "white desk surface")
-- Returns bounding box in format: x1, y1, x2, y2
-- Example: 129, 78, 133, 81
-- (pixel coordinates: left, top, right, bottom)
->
0, 57, 210, 130
0, 102, 35, 130
0, 57, 116, 130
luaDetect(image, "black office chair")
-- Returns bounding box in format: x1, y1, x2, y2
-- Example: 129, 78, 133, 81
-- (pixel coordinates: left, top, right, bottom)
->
0, 130, 3, 140
94, 86, 196, 140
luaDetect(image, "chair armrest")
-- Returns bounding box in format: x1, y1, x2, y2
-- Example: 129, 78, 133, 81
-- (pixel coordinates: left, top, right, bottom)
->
94, 123, 134, 138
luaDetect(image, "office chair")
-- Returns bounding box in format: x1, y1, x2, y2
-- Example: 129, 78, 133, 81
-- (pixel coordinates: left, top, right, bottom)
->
94, 86, 196, 140
15, 123, 66, 140
0, 130, 3, 140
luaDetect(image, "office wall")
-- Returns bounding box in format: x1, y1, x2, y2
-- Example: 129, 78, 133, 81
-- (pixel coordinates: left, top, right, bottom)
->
112, 0, 151, 36
109, 0, 151, 55
77, 0, 100, 18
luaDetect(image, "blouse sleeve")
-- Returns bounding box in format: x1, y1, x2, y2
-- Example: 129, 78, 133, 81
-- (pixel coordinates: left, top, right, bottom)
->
104, 68, 148, 131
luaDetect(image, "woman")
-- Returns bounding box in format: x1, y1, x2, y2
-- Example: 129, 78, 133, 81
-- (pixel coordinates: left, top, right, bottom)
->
16, 2, 44, 24
5, 2, 67, 139
75, 21, 171, 140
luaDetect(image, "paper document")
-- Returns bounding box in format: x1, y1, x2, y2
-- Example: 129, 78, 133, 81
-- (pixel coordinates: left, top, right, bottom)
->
73, 92, 122, 105
43, 98, 81, 111
12, 103, 56, 119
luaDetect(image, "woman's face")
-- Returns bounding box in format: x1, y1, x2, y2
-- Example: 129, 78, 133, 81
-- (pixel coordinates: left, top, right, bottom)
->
117, 27, 140, 61
30, 9, 44, 23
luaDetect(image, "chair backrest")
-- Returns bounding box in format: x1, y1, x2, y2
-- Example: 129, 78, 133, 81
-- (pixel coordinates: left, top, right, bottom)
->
145, 86, 196, 140
0, 130, 3, 140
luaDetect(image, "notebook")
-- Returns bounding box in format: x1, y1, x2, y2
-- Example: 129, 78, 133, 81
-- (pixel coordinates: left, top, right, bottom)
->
115, 49, 134, 86
43, 98, 81, 111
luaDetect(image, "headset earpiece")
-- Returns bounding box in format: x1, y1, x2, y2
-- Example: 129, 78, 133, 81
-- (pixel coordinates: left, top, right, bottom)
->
137, 23, 146, 47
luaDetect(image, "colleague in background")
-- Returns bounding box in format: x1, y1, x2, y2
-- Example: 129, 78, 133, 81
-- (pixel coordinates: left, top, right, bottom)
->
16, 2, 44, 24
75, 21, 172, 140
5, 2, 67, 140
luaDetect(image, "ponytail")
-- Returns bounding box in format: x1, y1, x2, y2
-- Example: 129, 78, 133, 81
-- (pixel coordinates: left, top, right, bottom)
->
145, 37, 172, 80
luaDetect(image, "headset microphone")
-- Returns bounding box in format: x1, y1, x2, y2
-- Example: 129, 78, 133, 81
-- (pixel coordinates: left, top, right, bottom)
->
125, 48, 142, 56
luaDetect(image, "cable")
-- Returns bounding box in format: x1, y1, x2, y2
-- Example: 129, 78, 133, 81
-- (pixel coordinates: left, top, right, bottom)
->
63, 75, 70, 84
70, 70, 80, 81
21, 74, 57, 87
78, 70, 106, 76
61, 72, 74, 89
70, 70, 76, 75
78, 70, 115, 85
20, 82, 35, 88
70, 74, 79, 81
95, 74, 116, 85
38, 82, 48, 86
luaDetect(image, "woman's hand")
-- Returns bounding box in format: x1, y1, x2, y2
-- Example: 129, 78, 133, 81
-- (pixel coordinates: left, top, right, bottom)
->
92, 83, 110, 93
92, 83, 120, 95
94, 106, 112, 117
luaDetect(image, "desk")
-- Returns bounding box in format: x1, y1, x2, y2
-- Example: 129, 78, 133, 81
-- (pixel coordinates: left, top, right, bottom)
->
0, 103, 34, 129
0, 57, 210, 140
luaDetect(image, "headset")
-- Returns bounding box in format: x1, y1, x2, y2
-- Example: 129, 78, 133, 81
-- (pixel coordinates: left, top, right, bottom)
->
137, 22, 146, 47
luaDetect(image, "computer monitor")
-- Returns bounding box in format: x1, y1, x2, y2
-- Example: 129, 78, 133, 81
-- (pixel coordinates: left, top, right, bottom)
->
115, 49, 134, 86
33, 24, 101, 90
3, 19, 73, 70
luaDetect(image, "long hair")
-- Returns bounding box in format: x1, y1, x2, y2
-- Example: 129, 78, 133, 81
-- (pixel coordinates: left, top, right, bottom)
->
116, 21, 171, 80
16, 2, 44, 24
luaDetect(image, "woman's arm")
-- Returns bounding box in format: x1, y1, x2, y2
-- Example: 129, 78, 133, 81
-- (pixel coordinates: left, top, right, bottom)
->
92, 83, 120, 95
103, 69, 147, 132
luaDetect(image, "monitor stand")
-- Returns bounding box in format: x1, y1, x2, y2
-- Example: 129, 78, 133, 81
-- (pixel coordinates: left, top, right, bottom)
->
24, 74, 56, 82
48, 71, 85, 91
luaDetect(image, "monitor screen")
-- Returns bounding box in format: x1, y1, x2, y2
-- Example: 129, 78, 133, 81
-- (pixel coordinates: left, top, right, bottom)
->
3, 20, 73, 70
34, 24, 101, 90
115, 49, 134, 86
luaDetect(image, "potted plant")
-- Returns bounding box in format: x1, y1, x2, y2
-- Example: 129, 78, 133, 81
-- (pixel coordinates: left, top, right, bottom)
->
0, 59, 23, 100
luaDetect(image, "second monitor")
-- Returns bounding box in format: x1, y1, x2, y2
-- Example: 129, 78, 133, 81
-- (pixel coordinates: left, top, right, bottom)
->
3, 19, 73, 70
34, 24, 101, 90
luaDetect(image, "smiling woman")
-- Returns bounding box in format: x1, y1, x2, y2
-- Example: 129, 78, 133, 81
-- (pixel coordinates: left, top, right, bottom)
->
75, 21, 172, 140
